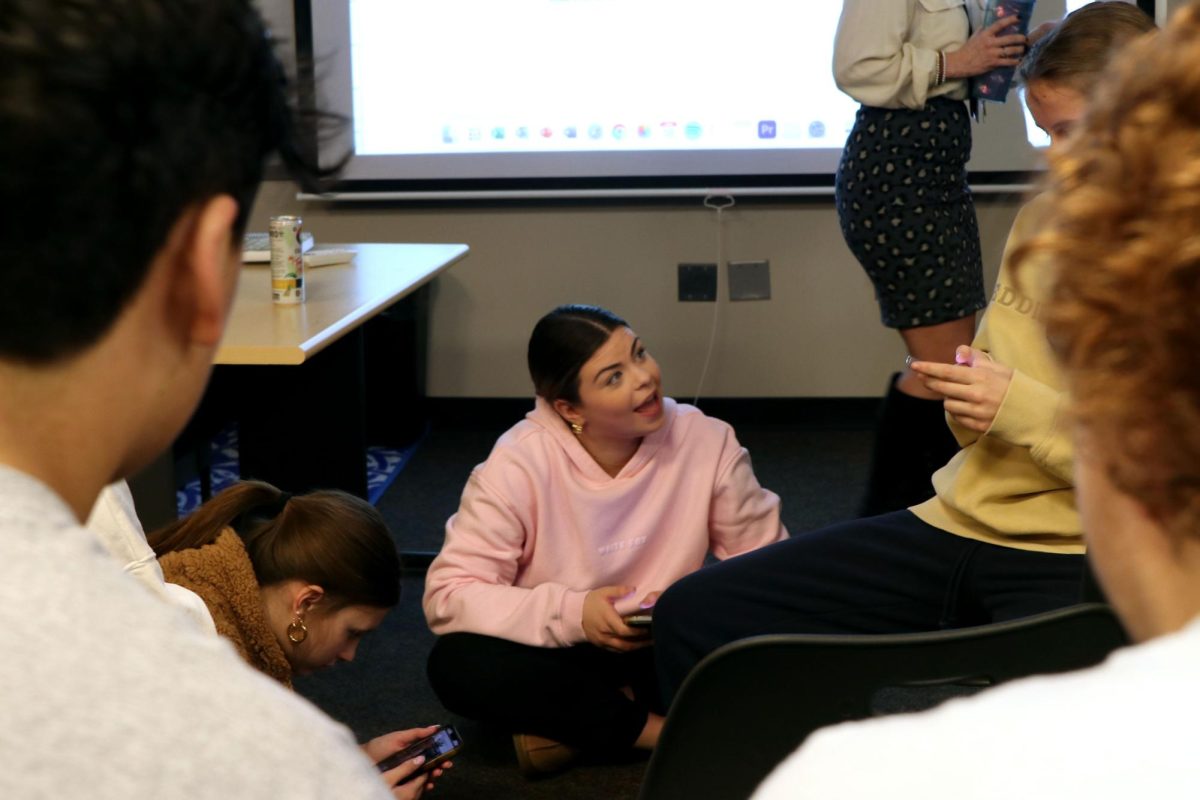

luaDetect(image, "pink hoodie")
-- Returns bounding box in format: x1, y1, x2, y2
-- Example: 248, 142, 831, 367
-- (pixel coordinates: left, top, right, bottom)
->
423, 397, 787, 647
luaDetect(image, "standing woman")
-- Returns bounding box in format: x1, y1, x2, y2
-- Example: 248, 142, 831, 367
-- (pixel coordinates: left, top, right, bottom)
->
834, 0, 1028, 515
423, 305, 786, 776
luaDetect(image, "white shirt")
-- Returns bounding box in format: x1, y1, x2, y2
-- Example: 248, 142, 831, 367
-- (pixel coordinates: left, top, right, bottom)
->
0, 466, 391, 799
753, 616, 1200, 798
834, 0, 970, 109
86, 480, 216, 634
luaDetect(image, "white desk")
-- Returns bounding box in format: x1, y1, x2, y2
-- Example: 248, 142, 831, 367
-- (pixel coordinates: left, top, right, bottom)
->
227, 242, 468, 499
217, 242, 469, 365
131, 243, 469, 529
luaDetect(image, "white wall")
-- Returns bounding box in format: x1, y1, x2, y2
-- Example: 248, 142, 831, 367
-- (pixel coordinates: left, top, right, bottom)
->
248, 183, 1024, 398
250, 0, 1027, 398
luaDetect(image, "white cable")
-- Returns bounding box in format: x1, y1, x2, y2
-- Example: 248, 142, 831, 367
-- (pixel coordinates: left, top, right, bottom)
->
693, 194, 735, 406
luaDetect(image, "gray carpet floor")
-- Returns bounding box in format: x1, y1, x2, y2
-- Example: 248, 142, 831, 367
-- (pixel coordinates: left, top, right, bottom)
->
294, 399, 874, 800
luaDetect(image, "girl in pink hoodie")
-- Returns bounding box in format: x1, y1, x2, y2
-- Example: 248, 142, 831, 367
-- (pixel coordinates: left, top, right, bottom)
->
422, 304, 787, 775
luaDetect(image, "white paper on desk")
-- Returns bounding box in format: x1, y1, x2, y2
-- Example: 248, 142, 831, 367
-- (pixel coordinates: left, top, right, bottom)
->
302, 249, 356, 268
241, 231, 313, 262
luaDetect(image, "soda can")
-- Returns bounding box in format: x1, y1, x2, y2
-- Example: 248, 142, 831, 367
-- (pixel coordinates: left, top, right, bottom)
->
269, 215, 305, 304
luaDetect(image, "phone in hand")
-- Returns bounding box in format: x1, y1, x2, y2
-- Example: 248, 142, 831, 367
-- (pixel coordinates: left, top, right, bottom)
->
623, 612, 653, 629
375, 725, 463, 776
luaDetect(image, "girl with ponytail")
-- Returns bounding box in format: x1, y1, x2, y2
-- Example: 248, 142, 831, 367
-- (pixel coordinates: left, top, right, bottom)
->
151, 481, 453, 798
150, 480, 401, 686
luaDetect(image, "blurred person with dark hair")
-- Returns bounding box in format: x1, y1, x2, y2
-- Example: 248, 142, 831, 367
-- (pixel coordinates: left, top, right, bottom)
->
0, 1, 429, 796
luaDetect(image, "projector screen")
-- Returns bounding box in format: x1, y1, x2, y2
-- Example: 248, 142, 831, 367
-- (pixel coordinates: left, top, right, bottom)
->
297, 0, 1152, 200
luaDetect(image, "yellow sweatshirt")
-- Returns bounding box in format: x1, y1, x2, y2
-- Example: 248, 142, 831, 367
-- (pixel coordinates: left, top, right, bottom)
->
911, 195, 1082, 554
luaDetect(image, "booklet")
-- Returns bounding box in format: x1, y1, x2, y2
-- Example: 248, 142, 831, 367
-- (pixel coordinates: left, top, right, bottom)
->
970, 0, 1038, 104
241, 231, 314, 262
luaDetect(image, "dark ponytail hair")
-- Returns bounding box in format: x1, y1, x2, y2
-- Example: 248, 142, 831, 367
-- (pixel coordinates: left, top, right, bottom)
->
527, 305, 628, 404
148, 480, 400, 610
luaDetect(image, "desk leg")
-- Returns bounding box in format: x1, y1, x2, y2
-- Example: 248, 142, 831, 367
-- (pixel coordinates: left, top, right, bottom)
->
365, 287, 429, 447
236, 329, 369, 498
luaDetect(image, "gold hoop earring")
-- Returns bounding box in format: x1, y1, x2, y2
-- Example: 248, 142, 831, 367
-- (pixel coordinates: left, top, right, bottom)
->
287, 617, 308, 644
569, 421, 584, 436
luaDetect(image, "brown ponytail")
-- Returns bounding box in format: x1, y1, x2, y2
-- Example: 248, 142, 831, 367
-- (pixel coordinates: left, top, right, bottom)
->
149, 480, 401, 610
148, 480, 284, 556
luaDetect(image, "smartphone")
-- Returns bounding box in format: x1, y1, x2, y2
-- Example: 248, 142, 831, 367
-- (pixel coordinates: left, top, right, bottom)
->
623, 612, 653, 629
375, 725, 463, 776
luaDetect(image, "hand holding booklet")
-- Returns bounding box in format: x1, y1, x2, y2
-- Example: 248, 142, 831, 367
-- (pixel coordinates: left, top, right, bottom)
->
970, 0, 1037, 104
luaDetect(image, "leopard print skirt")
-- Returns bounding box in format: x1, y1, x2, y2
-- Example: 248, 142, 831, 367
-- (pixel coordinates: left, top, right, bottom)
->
835, 98, 985, 329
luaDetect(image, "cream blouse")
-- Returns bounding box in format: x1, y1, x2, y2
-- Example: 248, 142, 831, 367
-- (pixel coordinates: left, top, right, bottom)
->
834, 0, 971, 109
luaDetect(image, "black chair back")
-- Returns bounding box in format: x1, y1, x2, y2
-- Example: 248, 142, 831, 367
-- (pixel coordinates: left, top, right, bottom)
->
639, 603, 1128, 800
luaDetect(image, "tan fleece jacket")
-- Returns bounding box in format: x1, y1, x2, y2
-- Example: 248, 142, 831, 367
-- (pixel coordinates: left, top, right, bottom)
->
159, 528, 294, 687
911, 195, 1082, 554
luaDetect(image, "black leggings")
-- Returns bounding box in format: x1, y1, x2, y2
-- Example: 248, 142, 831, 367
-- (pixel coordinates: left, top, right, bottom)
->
426, 632, 661, 753
654, 510, 1088, 706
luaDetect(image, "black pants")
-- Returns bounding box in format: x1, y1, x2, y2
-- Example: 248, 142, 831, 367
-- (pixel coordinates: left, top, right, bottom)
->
426, 632, 660, 753
654, 510, 1088, 706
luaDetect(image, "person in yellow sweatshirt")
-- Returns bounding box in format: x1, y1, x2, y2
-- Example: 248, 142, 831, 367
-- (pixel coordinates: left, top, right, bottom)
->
654, 1, 1155, 705
754, 6, 1200, 795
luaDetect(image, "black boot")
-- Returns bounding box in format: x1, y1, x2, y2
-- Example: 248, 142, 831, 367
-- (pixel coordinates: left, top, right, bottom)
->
858, 373, 961, 517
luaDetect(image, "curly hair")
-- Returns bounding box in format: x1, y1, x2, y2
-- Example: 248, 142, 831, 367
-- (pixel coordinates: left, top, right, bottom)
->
1015, 5, 1200, 541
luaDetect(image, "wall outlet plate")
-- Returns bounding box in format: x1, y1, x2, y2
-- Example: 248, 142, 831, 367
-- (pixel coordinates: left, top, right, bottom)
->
729, 260, 771, 301
678, 263, 717, 302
